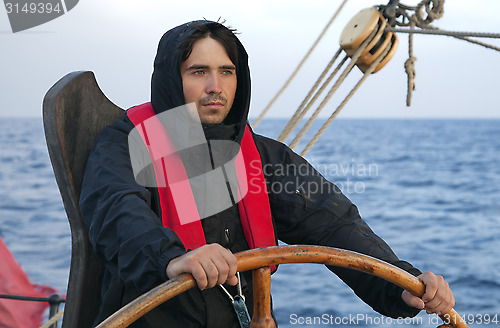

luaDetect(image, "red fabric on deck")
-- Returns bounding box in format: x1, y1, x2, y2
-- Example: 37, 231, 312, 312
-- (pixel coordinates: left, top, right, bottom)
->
0, 237, 57, 328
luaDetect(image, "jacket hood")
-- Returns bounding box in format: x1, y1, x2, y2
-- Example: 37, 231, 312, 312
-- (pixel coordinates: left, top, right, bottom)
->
151, 20, 251, 143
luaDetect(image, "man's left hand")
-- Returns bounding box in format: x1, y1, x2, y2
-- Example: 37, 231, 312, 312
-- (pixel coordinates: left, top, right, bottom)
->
402, 271, 455, 315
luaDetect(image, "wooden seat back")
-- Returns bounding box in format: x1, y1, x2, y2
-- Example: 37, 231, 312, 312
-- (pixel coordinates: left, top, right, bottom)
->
43, 71, 124, 328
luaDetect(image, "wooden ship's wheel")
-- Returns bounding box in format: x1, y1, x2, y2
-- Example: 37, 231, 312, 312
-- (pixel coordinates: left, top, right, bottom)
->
96, 246, 470, 328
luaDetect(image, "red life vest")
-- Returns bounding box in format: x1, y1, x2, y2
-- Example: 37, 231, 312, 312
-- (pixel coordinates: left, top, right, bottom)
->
127, 102, 276, 252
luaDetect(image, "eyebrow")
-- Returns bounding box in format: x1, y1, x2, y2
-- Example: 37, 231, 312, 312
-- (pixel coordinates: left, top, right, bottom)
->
185, 64, 236, 71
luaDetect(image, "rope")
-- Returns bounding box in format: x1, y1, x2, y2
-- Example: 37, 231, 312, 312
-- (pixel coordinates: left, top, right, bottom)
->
385, 0, 500, 53
389, 0, 500, 108
277, 49, 345, 142
387, 26, 500, 53
267, 0, 499, 153
451, 35, 500, 53
405, 17, 417, 106
415, 0, 444, 27
382, 0, 445, 28
300, 40, 394, 156
39, 308, 64, 328
385, 27, 500, 40
252, 0, 349, 127
289, 25, 382, 150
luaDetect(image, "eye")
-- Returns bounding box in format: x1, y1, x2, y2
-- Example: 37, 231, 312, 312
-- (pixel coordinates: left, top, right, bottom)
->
192, 70, 205, 75
222, 70, 235, 75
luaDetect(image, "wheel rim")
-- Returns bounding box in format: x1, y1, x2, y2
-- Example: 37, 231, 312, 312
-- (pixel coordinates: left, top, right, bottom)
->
95, 245, 469, 328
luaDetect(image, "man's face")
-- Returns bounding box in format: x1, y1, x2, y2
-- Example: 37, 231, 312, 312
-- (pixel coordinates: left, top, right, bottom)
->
180, 37, 237, 124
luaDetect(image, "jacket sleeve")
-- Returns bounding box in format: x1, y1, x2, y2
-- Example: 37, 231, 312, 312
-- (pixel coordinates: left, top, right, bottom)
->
79, 117, 186, 293
254, 134, 421, 318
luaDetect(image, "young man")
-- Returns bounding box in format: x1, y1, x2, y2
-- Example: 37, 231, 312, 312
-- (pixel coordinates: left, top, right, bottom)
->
80, 21, 454, 327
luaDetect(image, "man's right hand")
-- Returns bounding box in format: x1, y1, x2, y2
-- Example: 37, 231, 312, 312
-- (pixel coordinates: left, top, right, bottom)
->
166, 243, 238, 290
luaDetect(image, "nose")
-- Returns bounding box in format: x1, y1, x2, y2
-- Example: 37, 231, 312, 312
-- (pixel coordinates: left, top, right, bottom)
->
206, 74, 222, 94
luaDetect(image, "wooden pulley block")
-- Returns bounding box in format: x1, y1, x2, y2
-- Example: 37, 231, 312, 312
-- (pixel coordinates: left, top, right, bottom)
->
340, 7, 398, 73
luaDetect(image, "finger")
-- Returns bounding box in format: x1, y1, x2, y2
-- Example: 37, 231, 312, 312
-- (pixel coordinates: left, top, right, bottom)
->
419, 272, 439, 303
182, 244, 222, 289
425, 298, 444, 314
226, 275, 238, 286
182, 251, 215, 290
199, 257, 223, 289
423, 281, 444, 312
208, 254, 231, 287
424, 289, 446, 314
401, 290, 425, 310
426, 285, 455, 315
166, 254, 192, 279
444, 290, 455, 313
205, 244, 238, 286
165, 244, 238, 289
219, 248, 238, 285
189, 261, 210, 290
441, 291, 456, 314
430, 301, 448, 316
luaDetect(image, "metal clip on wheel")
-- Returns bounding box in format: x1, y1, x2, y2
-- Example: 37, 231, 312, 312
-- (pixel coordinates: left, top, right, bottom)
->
95, 245, 469, 328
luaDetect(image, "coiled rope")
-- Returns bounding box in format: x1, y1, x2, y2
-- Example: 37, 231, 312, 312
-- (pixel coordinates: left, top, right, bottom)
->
388, 0, 500, 106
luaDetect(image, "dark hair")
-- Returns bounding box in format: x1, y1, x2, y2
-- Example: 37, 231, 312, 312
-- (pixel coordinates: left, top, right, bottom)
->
179, 21, 239, 67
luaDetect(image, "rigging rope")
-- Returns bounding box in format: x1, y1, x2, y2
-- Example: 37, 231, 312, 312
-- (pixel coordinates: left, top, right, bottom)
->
386, 27, 500, 53
389, 0, 500, 107
300, 40, 394, 156
385, 27, 500, 41
277, 49, 345, 143
289, 25, 382, 150
252, 0, 349, 127
451, 35, 500, 53
385, 0, 500, 52
261, 0, 500, 155
38, 309, 64, 328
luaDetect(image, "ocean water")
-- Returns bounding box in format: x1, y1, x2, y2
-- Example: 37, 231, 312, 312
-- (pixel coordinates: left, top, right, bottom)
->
0, 117, 499, 327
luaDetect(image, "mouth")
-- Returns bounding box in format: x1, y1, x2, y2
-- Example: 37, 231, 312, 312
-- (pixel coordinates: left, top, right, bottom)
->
201, 100, 225, 109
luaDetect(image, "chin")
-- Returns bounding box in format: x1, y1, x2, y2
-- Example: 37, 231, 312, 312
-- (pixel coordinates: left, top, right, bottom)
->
199, 110, 229, 124
198, 114, 219, 124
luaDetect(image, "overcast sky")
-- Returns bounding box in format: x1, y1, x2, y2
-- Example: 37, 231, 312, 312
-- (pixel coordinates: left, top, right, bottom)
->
1, 0, 499, 119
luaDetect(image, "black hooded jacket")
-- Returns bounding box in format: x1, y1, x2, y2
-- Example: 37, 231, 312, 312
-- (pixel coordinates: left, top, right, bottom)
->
80, 21, 421, 327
